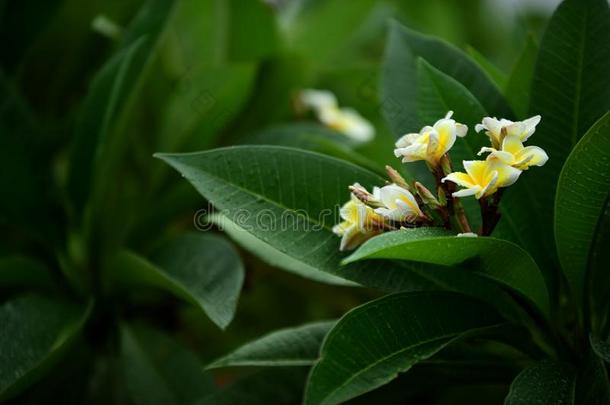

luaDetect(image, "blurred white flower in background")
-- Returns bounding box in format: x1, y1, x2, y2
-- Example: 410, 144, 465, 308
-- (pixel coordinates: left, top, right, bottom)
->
299, 89, 375, 143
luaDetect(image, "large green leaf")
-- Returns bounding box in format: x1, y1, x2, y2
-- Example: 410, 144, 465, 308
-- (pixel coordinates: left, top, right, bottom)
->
576, 353, 610, 405
505, 361, 576, 405
0, 294, 91, 400
343, 229, 550, 317
555, 111, 610, 306
416, 58, 488, 162
381, 21, 511, 137
208, 321, 335, 369
0, 256, 54, 290
207, 214, 355, 286
68, 0, 175, 214
504, 0, 610, 272
168, 0, 278, 68
157, 64, 257, 154
109, 233, 244, 329
466, 46, 507, 90
0, 73, 63, 245
121, 324, 215, 405
155, 146, 436, 292
504, 35, 537, 119
283, 0, 376, 66
304, 291, 503, 405
591, 335, 610, 363
240, 122, 384, 176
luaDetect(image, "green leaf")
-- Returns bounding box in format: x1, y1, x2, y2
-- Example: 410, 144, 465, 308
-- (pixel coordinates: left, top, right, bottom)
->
0, 256, 54, 290
0, 73, 63, 245
555, 111, 610, 307
505, 361, 576, 405
466, 46, 507, 90
381, 21, 511, 137
155, 146, 436, 292
590, 335, 610, 363
157, 64, 257, 154
198, 367, 308, 405
304, 291, 503, 405
576, 353, 610, 405
109, 233, 244, 329
121, 324, 215, 405
284, 0, 376, 66
208, 320, 335, 369
0, 294, 92, 400
68, 0, 175, 214
416, 58, 488, 162
168, 0, 277, 68
240, 122, 384, 176
506, 0, 610, 271
207, 214, 355, 286
343, 229, 550, 317
504, 35, 537, 119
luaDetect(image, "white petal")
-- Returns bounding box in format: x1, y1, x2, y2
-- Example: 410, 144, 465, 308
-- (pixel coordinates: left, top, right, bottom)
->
372, 186, 381, 199
478, 170, 498, 198
505, 122, 526, 138
482, 117, 503, 135
339, 225, 358, 251
521, 115, 541, 141
395, 199, 418, 220
394, 143, 428, 162
395, 132, 422, 148
445, 111, 454, 119
452, 186, 481, 198
456, 123, 468, 137
486, 150, 515, 165
492, 162, 522, 187
433, 120, 456, 156
520, 146, 549, 167
457, 232, 478, 237
339, 108, 375, 142
475, 123, 487, 133
300, 89, 337, 111
477, 146, 496, 156
442, 172, 475, 189
357, 204, 369, 230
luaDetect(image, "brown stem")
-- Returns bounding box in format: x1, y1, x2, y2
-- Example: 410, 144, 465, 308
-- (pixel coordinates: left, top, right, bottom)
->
479, 189, 504, 236
453, 198, 472, 233
434, 154, 472, 233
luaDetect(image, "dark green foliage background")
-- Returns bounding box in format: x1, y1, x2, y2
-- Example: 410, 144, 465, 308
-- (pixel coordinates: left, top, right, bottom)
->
2, 0, 609, 404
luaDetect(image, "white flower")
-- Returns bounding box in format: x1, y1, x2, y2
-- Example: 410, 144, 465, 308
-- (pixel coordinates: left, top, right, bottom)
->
299, 89, 375, 142
374, 184, 423, 222
300, 89, 337, 111
394, 111, 468, 164
442, 159, 522, 199
478, 134, 548, 171
475, 115, 541, 148
332, 194, 381, 251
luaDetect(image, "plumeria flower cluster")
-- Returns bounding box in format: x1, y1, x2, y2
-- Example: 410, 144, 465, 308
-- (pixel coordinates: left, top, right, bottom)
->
298, 89, 375, 143
333, 111, 548, 250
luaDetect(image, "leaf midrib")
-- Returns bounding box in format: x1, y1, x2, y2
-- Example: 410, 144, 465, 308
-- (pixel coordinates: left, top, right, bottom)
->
316, 333, 474, 404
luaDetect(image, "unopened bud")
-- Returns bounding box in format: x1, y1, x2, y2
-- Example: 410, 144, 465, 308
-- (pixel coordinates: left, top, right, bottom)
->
437, 187, 447, 206
414, 182, 440, 208
349, 183, 384, 208
439, 155, 453, 176
385, 165, 411, 191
